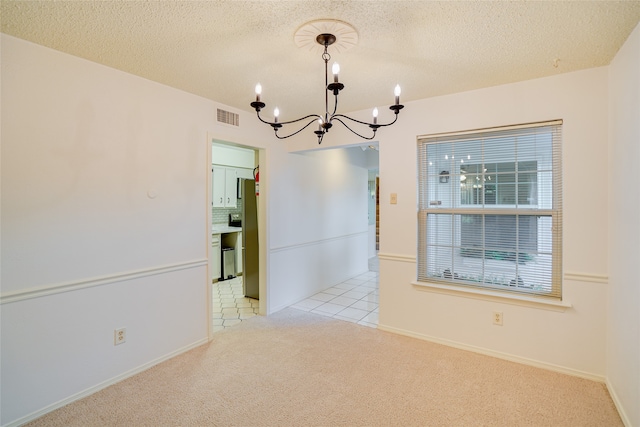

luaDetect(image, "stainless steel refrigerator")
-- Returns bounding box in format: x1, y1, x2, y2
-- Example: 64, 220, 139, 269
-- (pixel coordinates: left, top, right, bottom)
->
241, 179, 259, 299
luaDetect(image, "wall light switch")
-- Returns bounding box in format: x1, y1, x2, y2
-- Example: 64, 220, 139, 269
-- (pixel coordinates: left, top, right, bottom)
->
390, 193, 398, 204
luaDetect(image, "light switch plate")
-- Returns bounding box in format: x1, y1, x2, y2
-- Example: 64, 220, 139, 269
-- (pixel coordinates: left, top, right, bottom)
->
390, 193, 397, 204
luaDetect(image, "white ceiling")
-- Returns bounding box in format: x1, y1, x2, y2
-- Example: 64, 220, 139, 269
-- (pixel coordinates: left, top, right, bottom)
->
2, 1, 639, 118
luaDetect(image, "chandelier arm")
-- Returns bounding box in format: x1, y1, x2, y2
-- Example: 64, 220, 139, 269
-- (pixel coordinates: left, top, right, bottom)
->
256, 110, 321, 127
272, 118, 322, 139
332, 112, 399, 128
331, 117, 377, 140
330, 93, 339, 117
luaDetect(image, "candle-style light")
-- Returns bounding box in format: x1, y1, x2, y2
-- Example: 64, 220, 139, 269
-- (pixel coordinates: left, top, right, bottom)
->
255, 83, 262, 102
250, 32, 404, 144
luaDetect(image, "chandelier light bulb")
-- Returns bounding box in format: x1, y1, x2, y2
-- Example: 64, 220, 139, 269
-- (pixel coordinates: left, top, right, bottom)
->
373, 107, 378, 124
394, 85, 401, 105
255, 83, 262, 102
332, 62, 340, 83
274, 107, 279, 122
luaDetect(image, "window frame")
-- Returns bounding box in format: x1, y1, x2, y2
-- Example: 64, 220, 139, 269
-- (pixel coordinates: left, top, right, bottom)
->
417, 120, 563, 299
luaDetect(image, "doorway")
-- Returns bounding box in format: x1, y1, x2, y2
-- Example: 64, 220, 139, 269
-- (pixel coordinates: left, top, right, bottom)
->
209, 139, 262, 335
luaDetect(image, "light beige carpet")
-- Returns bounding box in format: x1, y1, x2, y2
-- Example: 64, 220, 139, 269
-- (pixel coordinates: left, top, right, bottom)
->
27, 308, 621, 426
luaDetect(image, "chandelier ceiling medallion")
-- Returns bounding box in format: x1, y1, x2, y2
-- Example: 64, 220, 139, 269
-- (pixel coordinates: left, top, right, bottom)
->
250, 20, 404, 145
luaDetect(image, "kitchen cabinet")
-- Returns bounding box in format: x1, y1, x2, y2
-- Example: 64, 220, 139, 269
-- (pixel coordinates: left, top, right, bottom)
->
212, 166, 237, 208
224, 168, 237, 207
236, 168, 254, 180
211, 234, 221, 282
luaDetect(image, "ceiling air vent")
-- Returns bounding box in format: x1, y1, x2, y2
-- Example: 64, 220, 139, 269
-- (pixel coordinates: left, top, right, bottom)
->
217, 109, 239, 127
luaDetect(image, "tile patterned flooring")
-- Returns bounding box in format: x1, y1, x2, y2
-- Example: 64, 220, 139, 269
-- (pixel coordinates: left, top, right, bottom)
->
212, 257, 380, 332
211, 277, 260, 333
289, 270, 379, 327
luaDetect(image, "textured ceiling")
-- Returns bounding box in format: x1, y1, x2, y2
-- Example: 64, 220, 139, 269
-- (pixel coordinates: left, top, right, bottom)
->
2, 1, 639, 118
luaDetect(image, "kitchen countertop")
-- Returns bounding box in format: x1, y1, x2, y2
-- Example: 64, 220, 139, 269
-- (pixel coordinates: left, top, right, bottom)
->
212, 225, 242, 234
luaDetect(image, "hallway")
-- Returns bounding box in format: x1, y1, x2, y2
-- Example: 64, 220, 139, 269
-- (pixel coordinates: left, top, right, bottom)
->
212, 257, 379, 332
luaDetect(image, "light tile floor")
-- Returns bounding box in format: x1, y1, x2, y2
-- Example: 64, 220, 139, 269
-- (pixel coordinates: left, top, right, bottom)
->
289, 270, 379, 328
211, 277, 259, 333
212, 257, 380, 332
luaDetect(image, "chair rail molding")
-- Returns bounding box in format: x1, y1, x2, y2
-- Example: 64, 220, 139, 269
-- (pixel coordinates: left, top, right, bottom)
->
1, 259, 209, 305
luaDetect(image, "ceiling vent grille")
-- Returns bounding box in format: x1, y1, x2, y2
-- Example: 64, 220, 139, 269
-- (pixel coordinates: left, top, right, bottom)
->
217, 109, 239, 126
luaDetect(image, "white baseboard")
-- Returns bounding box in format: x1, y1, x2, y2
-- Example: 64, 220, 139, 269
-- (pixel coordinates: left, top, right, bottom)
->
377, 323, 606, 383
4, 338, 208, 427
606, 378, 632, 427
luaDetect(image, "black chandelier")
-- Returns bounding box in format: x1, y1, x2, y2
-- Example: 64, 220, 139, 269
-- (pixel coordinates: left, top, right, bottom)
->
250, 33, 404, 145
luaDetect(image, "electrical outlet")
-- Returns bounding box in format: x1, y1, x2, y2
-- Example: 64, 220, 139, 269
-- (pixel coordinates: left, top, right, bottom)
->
493, 311, 503, 326
114, 328, 126, 345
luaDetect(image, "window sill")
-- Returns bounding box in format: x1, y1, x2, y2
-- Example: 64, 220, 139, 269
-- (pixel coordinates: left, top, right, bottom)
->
411, 280, 572, 312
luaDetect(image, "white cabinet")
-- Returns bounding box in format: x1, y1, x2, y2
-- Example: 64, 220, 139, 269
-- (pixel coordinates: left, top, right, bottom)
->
212, 166, 237, 208
211, 234, 221, 281
224, 168, 237, 208
212, 168, 225, 208
236, 168, 255, 180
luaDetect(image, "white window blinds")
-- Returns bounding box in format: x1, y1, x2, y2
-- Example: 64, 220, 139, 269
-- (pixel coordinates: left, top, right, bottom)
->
417, 120, 563, 298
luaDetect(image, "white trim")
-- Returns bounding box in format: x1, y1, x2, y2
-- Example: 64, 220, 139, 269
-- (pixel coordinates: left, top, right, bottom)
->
417, 119, 564, 140
1, 259, 208, 305
606, 379, 632, 427
378, 254, 609, 309
207, 132, 214, 342
412, 280, 572, 311
3, 338, 208, 427
270, 231, 368, 253
564, 272, 609, 284
377, 252, 417, 263
377, 323, 604, 383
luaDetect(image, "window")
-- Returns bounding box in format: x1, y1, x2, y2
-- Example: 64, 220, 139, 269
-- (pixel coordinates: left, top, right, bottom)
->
417, 121, 563, 298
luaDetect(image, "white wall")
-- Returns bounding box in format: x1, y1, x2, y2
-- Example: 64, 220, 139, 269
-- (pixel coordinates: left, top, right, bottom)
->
0, 34, 370, 426
268, 148, 369, 311
608, 22, 640, 427
1, 34, 215, 425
